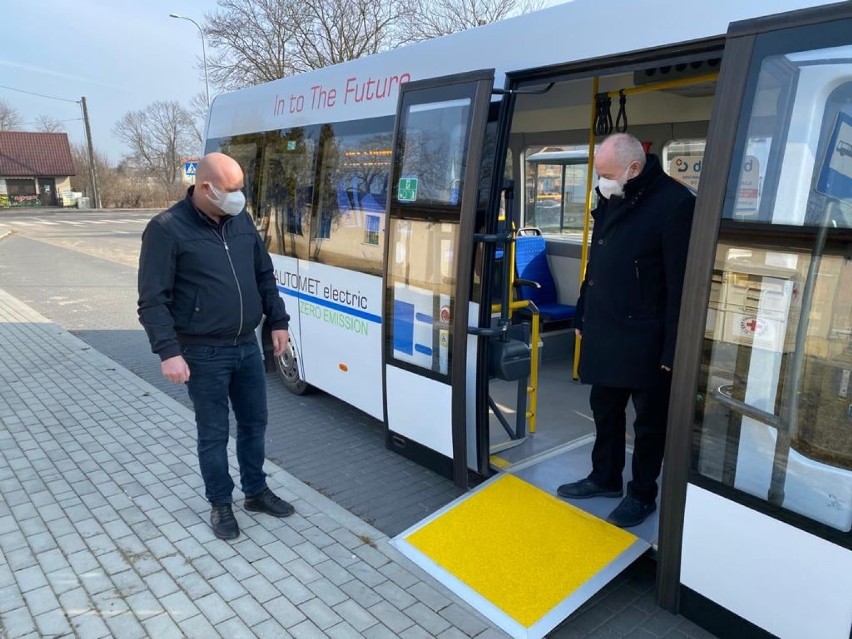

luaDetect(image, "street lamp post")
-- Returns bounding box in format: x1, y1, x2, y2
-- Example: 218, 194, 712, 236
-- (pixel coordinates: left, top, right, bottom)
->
169, 13, 210, 108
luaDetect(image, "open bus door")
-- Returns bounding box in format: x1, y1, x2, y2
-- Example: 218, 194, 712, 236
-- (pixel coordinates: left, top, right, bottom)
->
382, 71, 495, 488
658, 3, 852, 638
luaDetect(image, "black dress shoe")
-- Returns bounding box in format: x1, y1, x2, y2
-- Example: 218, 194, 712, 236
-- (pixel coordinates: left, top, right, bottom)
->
557, 478, 623, 500
607, 495, 656, 528
210, 503, 240, 540
244, 488, 295, 518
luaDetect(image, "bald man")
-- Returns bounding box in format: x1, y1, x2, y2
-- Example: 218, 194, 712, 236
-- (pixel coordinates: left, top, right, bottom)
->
557, 134, 694, 528
138, 152, 293, 540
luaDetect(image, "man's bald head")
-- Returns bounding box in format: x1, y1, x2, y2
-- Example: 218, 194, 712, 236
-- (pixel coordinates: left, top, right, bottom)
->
192, 152, 245, 219
196, 152, 243, 189
592, 134, 647, 200
596, 133, 646, 172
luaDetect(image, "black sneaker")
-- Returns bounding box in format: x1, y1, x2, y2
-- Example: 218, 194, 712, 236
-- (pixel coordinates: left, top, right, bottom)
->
210, 503, 240, 540
244, 488, 295, 518
557, 478, 623, 500
607, 495, 657, 528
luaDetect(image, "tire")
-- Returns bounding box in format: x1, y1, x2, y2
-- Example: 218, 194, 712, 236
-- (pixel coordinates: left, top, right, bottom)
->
275, 339, 310, 395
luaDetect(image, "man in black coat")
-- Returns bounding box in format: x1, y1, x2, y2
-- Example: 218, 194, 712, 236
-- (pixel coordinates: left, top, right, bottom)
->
557, 133, 695, 527
138, 153, 295, 540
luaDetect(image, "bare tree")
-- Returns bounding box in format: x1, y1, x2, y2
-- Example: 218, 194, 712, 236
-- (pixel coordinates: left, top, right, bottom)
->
187, 92, 208, 146
204, 0, 297, 90
34, 114, 66, 133
288, 0, 411, 72
113, 101, 198, 189
71, 142, 179, 209
201, 0, 543, 92
0, 99, 22, 131
70, 142, 111, 203
406, 0, 545, 40
203, 0, 410, 90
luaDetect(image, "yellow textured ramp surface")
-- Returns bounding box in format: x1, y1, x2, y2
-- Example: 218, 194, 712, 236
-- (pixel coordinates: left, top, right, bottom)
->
406, 474, 637, 627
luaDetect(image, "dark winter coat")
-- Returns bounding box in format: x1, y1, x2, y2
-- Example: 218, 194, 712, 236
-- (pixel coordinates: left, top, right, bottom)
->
138, 188, 290, 361
573, 154, 694, 388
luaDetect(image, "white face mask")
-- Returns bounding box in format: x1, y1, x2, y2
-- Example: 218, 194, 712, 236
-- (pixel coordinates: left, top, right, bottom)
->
207, 183, 246, 216
596, 165, 634, 200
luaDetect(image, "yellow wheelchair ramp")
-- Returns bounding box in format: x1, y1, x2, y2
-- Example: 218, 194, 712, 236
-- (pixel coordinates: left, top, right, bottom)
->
392, 473, 650, 639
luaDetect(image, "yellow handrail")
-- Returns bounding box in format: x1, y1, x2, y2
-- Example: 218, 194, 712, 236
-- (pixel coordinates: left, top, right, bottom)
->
527, 305, 540, 434
604, 72, 718, 98
574, 76, 599, 380
490, 296, 540, 433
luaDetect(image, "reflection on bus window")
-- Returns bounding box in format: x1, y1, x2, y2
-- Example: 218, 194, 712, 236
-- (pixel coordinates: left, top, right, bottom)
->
695, 43, 852, 536
258, 128, 317, 260
524, 145, 593, 236
314, 118, 393, 276
662, 139, 705, 193
725, 45, 852, 227
696, 244, 852, 532
399, 99, 471, 206
386, 218, 458, 376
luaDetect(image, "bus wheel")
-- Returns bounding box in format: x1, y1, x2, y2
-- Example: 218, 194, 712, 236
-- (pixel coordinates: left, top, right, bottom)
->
275, 339, 310, 395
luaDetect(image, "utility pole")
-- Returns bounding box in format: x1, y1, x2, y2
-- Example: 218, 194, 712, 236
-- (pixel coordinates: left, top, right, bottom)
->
80, 96, 101, 209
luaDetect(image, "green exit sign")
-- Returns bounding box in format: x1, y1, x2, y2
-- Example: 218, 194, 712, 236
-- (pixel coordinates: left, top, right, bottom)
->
398, 177, 418, 202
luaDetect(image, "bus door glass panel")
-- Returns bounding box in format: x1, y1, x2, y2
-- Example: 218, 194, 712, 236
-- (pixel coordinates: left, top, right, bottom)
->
387, 97, 471, 376
258, 128, 317, 260
694, 40, 852, 536
398, 99, 471, 207
387, 219, 458, 375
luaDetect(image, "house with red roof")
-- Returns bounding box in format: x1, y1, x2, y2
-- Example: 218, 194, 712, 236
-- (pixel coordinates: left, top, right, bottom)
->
0, 131, 76, 207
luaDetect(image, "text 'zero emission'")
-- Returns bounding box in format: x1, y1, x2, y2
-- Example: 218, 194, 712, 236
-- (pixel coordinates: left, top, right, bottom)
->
300, 301, 369, 335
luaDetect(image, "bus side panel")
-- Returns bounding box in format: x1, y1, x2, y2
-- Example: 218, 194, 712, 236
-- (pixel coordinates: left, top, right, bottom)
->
270, 254, 304, 376
295, 260, 384, 420
681, 484, 852, 639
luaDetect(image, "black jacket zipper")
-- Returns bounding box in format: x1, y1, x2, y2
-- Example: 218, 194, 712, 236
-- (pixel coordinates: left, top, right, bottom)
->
209, 219, 244, 344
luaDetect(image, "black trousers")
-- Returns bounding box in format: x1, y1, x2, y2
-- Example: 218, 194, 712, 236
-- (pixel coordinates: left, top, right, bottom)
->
587, 375, 672, 503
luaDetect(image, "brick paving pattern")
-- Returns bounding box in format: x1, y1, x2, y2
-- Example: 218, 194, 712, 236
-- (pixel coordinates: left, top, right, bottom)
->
0, 288, 503, 638
0, 220, 718, 638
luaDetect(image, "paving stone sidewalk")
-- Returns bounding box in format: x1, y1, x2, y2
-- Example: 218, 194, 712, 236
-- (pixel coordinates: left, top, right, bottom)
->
0, 287, 508, 639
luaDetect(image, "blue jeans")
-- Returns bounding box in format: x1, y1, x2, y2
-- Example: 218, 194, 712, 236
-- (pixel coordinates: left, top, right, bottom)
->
183, 340, 268, 504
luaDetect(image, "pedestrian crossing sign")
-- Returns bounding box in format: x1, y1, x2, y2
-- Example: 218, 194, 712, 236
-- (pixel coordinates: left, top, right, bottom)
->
184, 161, 198, 177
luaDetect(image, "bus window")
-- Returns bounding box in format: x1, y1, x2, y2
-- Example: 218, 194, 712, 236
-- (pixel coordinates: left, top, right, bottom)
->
313, 117, 393, 276
724, 47, 852, 226
258, 128, 317, 259
399, 99, 471, 207
524, 145, 594, 237
695, 43, 852, 534
662, 138, 705, 193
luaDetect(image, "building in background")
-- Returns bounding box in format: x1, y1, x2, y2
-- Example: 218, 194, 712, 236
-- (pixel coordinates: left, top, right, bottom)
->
0, 132, 76, 208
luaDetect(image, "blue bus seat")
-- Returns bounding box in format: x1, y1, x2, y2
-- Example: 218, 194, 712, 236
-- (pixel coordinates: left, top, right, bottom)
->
514, 228, 575, 328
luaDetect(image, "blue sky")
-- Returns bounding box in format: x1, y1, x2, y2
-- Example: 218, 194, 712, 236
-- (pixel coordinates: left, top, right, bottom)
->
3, 0, 566, 164
2, 0, 217, 162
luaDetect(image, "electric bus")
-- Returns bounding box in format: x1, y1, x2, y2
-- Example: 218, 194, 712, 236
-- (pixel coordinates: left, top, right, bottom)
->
203, 1, 852, 637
